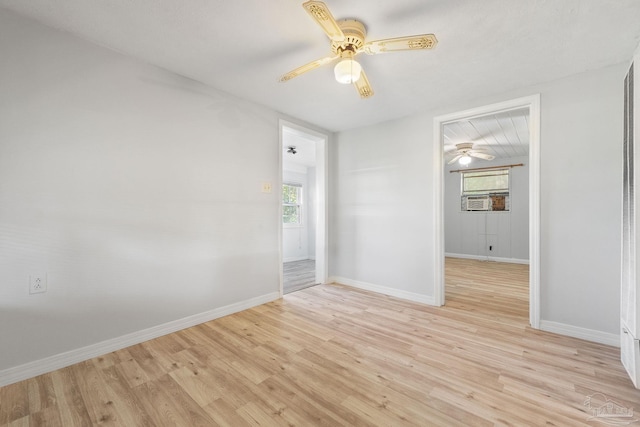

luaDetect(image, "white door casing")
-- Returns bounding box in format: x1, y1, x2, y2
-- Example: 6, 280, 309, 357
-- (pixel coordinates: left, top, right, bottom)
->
279, 120, 329, 294
432, 95, 541, 329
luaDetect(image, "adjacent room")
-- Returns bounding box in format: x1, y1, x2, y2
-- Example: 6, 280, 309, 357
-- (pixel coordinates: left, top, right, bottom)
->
281, 125, 325, 294
2, 0, 640, 425
443, 108, 530, 319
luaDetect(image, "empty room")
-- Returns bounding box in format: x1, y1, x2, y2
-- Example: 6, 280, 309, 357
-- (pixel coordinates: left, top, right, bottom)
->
2, 1, 640, 425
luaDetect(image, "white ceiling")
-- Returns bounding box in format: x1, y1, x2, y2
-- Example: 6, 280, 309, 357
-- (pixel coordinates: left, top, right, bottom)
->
444, 107, 529, 162
282, 127, 318, 169
1, 1, 640, 132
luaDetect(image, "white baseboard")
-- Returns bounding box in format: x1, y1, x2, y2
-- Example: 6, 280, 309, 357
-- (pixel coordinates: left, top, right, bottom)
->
0, 291, 280, 387
329, 276, 435, 306
283, 256, 310, 263
445, 252, 529, 265
539, 320, 619, 347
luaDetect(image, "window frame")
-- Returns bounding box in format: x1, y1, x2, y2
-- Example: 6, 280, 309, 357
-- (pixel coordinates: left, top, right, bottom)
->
282, 182, 303, 227
460, 168, 510, 212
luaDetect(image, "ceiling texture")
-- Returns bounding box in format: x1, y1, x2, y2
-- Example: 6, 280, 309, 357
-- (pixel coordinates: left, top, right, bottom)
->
1, 0, 640, 132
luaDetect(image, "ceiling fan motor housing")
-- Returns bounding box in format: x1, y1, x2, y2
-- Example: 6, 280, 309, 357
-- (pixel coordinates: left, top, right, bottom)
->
331, 20, 366, 54
456, 142, 475, 153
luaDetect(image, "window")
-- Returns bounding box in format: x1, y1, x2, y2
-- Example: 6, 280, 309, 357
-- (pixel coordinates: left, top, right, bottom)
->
283, 183, 302, 225
461, 169, 510, 211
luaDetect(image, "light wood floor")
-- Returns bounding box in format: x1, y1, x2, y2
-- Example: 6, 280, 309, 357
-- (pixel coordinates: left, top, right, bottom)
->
283, 259, 317, 294
445, 257, 530, 321
2, 258, 639, 426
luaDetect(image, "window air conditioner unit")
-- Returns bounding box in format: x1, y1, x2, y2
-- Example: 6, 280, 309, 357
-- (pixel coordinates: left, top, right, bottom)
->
466, 196, 490, 211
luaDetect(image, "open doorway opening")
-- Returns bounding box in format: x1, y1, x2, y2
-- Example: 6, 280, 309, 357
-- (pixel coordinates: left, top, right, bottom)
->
443, 108, 530, 321
280, 122, 328, 294
433, 95, 541, 328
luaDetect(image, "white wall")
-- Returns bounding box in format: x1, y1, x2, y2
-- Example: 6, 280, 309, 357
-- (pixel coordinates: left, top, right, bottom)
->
331, 63, 625, 338
0, 10, 282, 374
330, 115, 435, 300
444, 156, 529, 262
538, 65, 622, 336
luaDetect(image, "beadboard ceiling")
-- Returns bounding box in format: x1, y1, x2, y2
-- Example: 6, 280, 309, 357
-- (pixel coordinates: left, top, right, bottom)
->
444, 108, 530, 161
1, 0, 640, 132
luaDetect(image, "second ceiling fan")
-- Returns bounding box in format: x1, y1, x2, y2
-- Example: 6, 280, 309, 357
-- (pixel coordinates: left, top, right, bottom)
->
447, 142, 496, 165
279, 1, 438, 99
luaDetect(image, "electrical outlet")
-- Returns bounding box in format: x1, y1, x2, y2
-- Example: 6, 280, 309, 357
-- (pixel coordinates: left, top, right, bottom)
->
29, 274, 47, 294
261, 182, 272, 193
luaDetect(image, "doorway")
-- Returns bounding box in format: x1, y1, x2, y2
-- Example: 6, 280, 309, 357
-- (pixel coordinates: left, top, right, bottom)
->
279, 121, 328, 295
433, 95, 541, 328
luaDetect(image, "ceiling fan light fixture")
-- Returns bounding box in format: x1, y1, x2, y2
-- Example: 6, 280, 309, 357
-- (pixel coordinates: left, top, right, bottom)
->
280, 1, 437, 99
334, 58, 362, 84
459, 155, 472, 165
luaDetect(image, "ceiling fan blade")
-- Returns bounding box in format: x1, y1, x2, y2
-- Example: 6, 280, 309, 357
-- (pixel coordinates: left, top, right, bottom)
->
279, 55, 339, 82
469, 152, 495, 161
302, 1, 345, 42
448, 154, 463, 165
362, 34, 437, 55
353, 68, 374, 98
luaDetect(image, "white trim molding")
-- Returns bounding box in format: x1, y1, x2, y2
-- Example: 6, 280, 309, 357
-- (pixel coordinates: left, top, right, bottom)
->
539, 320, 619, 347
329, 276, 436, 306
0, 292, 280, 387
528, 94, 541, 330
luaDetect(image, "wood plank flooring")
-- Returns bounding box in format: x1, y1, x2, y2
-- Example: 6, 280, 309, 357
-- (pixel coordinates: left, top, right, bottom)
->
445, 257, 529, 321
2, 258, 639, 426
283, 259, 316, 294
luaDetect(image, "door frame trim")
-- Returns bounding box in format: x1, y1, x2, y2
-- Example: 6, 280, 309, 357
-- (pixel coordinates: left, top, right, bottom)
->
279, 120, 329, 295
432, 94, 541, 328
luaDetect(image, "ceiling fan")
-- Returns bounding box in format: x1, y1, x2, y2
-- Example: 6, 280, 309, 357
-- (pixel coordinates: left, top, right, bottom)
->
279, 0, 438, 98
447, 142, 495, 165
